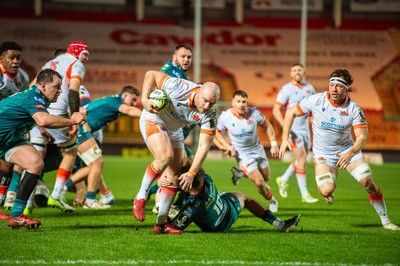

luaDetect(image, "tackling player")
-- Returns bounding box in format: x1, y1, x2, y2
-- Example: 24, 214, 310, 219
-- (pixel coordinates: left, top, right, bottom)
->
29, 41, 89, 213
0, 69, 85, 228
167, 167, 301, 233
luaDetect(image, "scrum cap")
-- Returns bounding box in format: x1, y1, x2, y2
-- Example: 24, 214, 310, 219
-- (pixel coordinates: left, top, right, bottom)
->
67, 41, 89, 58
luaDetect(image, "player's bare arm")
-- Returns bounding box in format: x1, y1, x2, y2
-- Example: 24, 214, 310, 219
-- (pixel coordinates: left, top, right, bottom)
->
141, 71, 166, 113
278, 106, 300, 159
272, 103, 285, 128
32, 111, 85, 129
215, 130, 236, 156
179, 132, 214, 192
263, 120, 279, 158
119, 104, 142, 118
336, 127, 368, 170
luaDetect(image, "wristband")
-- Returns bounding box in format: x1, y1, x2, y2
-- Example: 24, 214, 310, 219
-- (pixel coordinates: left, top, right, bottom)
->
188, 170, 196, 177
271, 140, 278, 147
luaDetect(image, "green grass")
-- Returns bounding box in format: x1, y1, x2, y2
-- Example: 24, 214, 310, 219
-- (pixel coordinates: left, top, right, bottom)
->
1, 156, 400, 266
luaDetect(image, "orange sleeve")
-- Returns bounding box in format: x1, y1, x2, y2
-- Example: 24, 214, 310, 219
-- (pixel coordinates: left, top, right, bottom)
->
353, 124, 368, 129
296, 104, 305, 115
200, 128, 216, 135
156, 74, 169, 90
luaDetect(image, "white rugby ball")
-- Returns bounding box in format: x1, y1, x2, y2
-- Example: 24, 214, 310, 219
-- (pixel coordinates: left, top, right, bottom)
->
149, 89, 169, 111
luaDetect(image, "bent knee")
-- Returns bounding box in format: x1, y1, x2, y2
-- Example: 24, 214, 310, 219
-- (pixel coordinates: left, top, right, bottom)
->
27, 158, 44, 174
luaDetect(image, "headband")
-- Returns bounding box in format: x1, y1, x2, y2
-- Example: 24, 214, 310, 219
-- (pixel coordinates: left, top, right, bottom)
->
329, 77, 349, 90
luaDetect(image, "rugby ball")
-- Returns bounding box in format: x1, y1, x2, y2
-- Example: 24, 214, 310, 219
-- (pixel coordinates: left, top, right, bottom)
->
149, 89, 169, 111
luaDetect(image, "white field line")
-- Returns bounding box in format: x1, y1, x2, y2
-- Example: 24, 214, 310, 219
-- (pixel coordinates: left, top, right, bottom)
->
0, 260, 397, 266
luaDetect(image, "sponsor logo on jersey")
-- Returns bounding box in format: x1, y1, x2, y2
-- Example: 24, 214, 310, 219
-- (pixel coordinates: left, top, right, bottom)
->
320, 118, 344, 131
168, 110, 186, 122
49, 61, 59, 70
192, 113, 200, 121
34, 96, 46, 105
35, 104, 47, 110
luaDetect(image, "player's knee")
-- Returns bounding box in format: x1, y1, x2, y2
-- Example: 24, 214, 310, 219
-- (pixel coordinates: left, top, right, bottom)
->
350, 163, 372, 182
316, 172, 336, 196
78, 145, 102, 166
318, 184, 335, 197
27, 157, 44, 174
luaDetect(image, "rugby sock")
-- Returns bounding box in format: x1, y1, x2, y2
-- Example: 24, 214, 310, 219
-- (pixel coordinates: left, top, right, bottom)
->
136, 163, 161, 200
0, 186, 7, 205
64, 178, 74, 191
12, 171, 40, 217
0, 170, 12, 205
51, 168, 71, 199
11, 199, 27, 217
295, 167, 309, 197
100, 188, 111, 196
280, 162, 296, 184
8, 170, 22, 194
266, 191, 276, 201
368, 189, 390, 225
16, 171, 40, 201
147, 184, 160, 199
156, 186, 178, 225
85, 191, 97, 205
262, 210, 283, 228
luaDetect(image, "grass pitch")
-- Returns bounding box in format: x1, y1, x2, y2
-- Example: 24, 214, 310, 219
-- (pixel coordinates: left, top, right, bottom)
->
1, 156, 400, 266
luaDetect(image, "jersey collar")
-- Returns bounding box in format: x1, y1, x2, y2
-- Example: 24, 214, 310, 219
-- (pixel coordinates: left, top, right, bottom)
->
0, 63, 17, 79
327, 92, 350, 107
230, 107, 247, 119
189, 86, 200, 109
290, 79, 304, 89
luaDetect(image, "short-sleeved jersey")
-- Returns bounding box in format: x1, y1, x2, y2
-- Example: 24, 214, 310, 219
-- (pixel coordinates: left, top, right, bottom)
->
85, 94, 124, 132
0, 86, 49, 150
298, 91, 368, 155
43, 53, 86, 114
149, 75, 217, 134
217, 107, 266, 152
161, 60, 196, 141
161, 60, 189, 80
275, 81, 315, 136
172, 174, 241, 232
0, 64, 30, 101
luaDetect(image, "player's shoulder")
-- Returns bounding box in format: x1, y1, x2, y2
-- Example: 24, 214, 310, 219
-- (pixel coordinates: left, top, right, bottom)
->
18, 67, 29, 81
248, 106, 261, 115
347, 97, 363, 110
219, 108, 232, 118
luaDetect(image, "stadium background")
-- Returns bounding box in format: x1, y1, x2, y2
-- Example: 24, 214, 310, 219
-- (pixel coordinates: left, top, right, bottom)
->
1, 0, 399, 162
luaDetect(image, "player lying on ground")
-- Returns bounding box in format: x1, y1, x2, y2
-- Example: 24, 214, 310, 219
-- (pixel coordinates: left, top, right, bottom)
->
157, 166, 301, 234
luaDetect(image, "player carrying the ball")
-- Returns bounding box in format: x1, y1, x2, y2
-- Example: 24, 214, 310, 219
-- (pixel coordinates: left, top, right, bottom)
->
133, 70, 220, 234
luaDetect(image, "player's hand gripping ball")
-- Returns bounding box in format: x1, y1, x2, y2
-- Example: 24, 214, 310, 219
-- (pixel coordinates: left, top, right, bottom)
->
149, 89, 169, 111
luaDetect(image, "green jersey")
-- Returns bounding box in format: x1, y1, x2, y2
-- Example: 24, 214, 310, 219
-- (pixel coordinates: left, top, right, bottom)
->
0, 86, 49, 158
85, 94, 124, 132
160, 60, 189, 80
172, 174, 242, 232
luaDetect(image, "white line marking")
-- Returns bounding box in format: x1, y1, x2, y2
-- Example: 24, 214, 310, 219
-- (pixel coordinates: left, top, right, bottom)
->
0, 260, 397, 266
